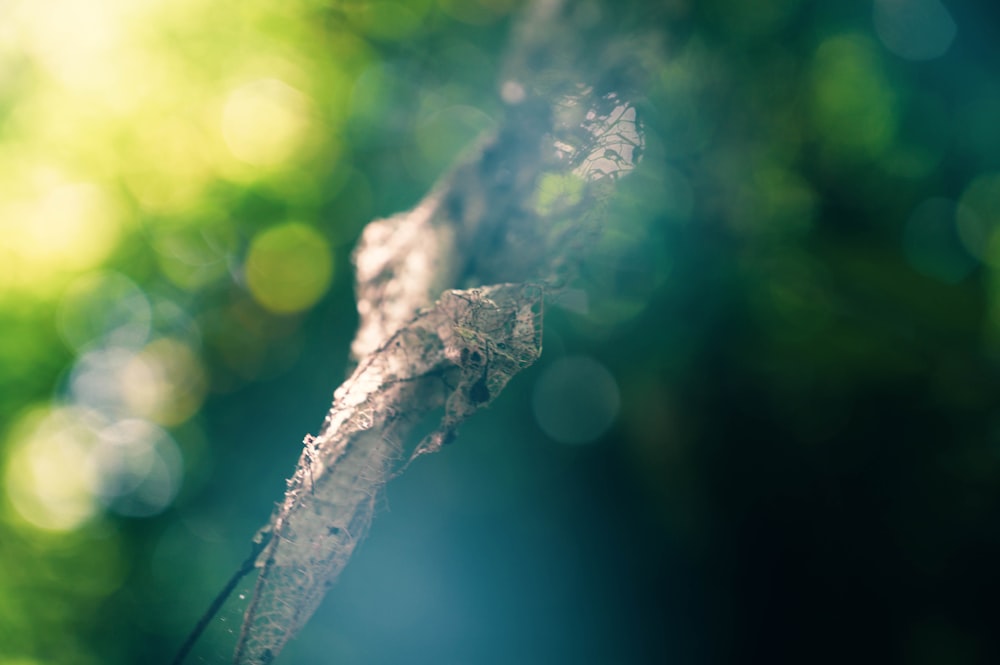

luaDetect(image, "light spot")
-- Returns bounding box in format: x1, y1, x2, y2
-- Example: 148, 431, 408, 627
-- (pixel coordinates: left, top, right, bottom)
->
874, 0, 956, 61
56, 271, 151, 352
4, 407, 101, 532
810, 34, 898, 160
0, 176, 123, 294
11, 0, 134, 94
244, 222, 334, 314
501, 80, 526, 105
123, 116, 215, 214
533, 172, 586, 216
532, 356, 620, 444
222, 78, 312, 167
122, 338, 207, 426
68, 346, 139, 420
88, 418, 183, 517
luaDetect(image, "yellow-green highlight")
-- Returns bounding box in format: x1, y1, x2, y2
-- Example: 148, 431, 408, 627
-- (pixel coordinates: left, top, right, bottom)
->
533, 172, 586, 217
245, 222, 334, 314
221, 78, 313, 168
810, 34, 898, 160
4, 407, 102, 532
122, 338, 208, 426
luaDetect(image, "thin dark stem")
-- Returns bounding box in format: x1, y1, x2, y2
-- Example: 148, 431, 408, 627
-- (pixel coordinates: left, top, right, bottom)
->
171, 533, 271, 665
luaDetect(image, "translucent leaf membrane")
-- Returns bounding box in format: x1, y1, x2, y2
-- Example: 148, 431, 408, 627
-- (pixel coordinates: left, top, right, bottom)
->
234, 285, 542, 665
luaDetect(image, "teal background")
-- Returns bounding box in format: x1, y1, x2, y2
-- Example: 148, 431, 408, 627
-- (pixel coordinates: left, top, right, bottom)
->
2, 1, 1000, 663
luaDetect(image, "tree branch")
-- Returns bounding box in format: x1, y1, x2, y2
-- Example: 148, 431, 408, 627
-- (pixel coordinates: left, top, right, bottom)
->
174, 1, 657, 662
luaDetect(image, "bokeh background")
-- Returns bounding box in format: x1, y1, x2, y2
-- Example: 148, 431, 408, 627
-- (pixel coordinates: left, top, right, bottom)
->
3, 0, 1000, 663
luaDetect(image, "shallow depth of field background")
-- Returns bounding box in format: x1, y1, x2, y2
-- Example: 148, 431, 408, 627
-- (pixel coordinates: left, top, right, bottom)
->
3, 1, 1000, 663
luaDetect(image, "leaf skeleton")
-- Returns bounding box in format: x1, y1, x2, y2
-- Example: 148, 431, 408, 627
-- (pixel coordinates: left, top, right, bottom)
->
171, 284, 544, 665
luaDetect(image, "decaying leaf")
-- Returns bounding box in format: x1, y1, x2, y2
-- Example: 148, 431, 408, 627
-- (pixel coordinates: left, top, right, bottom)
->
233, 284, 543, 665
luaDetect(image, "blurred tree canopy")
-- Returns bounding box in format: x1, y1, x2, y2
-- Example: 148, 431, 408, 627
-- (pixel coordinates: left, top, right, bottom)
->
2, 0, 1000, 664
